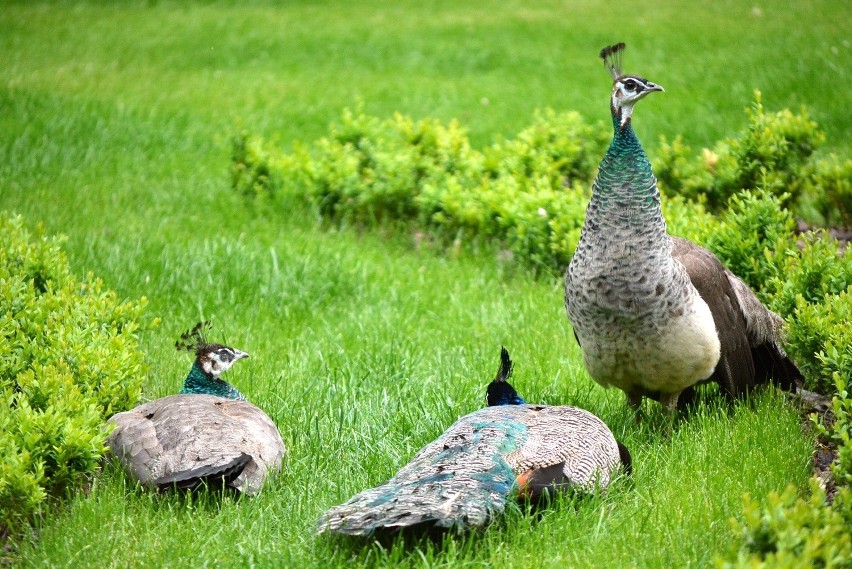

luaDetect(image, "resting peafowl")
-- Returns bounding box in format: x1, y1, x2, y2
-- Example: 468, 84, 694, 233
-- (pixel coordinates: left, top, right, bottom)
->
106, 322, 285, 495
316, 347, 630, 536
564, 43, 802, 412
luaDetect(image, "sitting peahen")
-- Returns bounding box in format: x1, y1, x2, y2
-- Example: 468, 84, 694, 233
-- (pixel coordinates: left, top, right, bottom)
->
106, 322, 285, 494
316, 347, 630, 536
564, 43, 802, 412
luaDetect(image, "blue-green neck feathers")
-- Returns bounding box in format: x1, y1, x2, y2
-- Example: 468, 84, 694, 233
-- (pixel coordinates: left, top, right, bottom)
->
180, 361, 247, 401
595, 115, 659, 203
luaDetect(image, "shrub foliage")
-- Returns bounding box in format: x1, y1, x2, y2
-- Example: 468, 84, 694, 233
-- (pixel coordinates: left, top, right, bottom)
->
719, 481, 852, 569
233, 106, 612, 271
0, 214, 151, 534
656, 91, 851, 226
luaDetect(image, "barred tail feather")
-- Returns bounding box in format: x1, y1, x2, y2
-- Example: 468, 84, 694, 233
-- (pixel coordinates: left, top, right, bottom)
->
317, 441, 518, 536
317, 471, 514, 536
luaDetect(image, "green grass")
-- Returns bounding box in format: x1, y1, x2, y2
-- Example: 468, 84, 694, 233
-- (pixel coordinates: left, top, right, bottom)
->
1, 0, 846, 566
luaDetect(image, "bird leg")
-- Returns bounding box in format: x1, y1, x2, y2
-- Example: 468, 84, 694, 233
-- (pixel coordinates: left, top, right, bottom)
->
626, 391, 643, 421
659, 392, 680, 414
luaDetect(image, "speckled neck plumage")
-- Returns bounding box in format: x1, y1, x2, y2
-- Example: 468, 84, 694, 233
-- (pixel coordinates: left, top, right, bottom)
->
591, 114, 665, 233
180, 361, 247, 401
571, 112, 673, 292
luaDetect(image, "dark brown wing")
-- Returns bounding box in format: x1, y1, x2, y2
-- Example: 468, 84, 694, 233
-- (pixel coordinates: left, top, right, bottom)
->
671, 236, 801, 399
671, 236, 755, 398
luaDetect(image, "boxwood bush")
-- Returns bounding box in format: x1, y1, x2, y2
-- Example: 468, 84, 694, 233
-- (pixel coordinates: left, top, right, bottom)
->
702, 190, 852, 395
720, 480, 852, 568
0, 214, 151, 535
232, 103, 850, 396
656, 91, 851, 226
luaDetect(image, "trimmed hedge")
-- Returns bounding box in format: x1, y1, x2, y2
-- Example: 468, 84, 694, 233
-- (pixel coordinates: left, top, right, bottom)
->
231, 99, 850, 397
233, 93, 849, 269
720, 481, 852, 568
0, 214, 152, 534
656, 91, 851, 227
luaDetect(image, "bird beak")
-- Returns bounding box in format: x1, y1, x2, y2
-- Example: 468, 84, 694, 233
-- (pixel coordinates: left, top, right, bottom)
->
234, 349, 250, 360
647, 82, 665, 93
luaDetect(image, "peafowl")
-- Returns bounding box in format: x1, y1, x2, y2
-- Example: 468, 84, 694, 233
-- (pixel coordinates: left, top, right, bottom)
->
106, 322, 285, 494
564, 43, 802, 412
316, 347, 629, 536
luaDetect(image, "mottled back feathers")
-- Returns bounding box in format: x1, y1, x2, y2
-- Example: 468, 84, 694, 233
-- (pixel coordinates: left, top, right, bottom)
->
107, 394, 284, 494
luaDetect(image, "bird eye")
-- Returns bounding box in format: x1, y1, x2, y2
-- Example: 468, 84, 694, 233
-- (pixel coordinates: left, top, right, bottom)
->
623, 79, 638, 92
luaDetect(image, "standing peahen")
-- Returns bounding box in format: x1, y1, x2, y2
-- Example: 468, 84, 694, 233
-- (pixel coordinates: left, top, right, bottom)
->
106, 322, 285, 494
564, 43, 802, 412
316, 348, 630, 536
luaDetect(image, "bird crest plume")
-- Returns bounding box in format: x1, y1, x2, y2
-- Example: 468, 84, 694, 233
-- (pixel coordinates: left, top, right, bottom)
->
175, 321, 212, 354
600, 42, 625, 80
495, 346, 513, 382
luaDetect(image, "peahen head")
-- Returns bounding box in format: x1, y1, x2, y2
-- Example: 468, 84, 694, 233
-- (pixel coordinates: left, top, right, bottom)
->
486, 347, 527, 406
195, 343, 250, 378
175, 322, 249, 401
601, 42, 664, 128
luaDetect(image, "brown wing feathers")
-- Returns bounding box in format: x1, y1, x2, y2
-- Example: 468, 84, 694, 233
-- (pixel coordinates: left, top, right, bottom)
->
671, 236, 802, 398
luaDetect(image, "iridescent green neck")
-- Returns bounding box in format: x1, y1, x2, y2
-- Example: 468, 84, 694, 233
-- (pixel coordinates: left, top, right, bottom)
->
591, 114, 659, 206
180, 361, 247, 401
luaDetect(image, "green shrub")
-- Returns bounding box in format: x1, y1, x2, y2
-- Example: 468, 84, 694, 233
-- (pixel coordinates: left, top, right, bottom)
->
701, 189, 852, 394
0, 214, 151, 533
234, 106, 849, 380
235, 97, 847, 279
719, 480, 852, 569
807, 154, 852, 228
656, 91, 830, 217
303, 108, 481, 225
814, 374, 852, 487
231, 104, 849, 392
230, 130, 280, 203
703, 189, 851, 568
481, 109, 609, 186
770, 234, 852, 318
235, 107, 612, 271
703, 188, 797, 301
786, 291, 852, 393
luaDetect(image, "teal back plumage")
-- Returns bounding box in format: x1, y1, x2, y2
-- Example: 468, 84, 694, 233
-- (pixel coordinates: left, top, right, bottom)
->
179, 361, 247, 401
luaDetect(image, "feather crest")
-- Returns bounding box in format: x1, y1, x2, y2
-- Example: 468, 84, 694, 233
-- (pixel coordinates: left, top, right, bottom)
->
600, 42, 625, 80
496, 346, 513, 382
175, 321, 211, 354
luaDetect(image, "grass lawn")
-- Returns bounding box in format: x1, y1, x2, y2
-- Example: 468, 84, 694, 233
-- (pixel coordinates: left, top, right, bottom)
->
1, 0, 847, 566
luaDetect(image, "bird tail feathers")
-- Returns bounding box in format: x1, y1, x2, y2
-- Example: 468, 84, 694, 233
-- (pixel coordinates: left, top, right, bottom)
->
154, 453, 251, 492
317, 451, 516, 536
